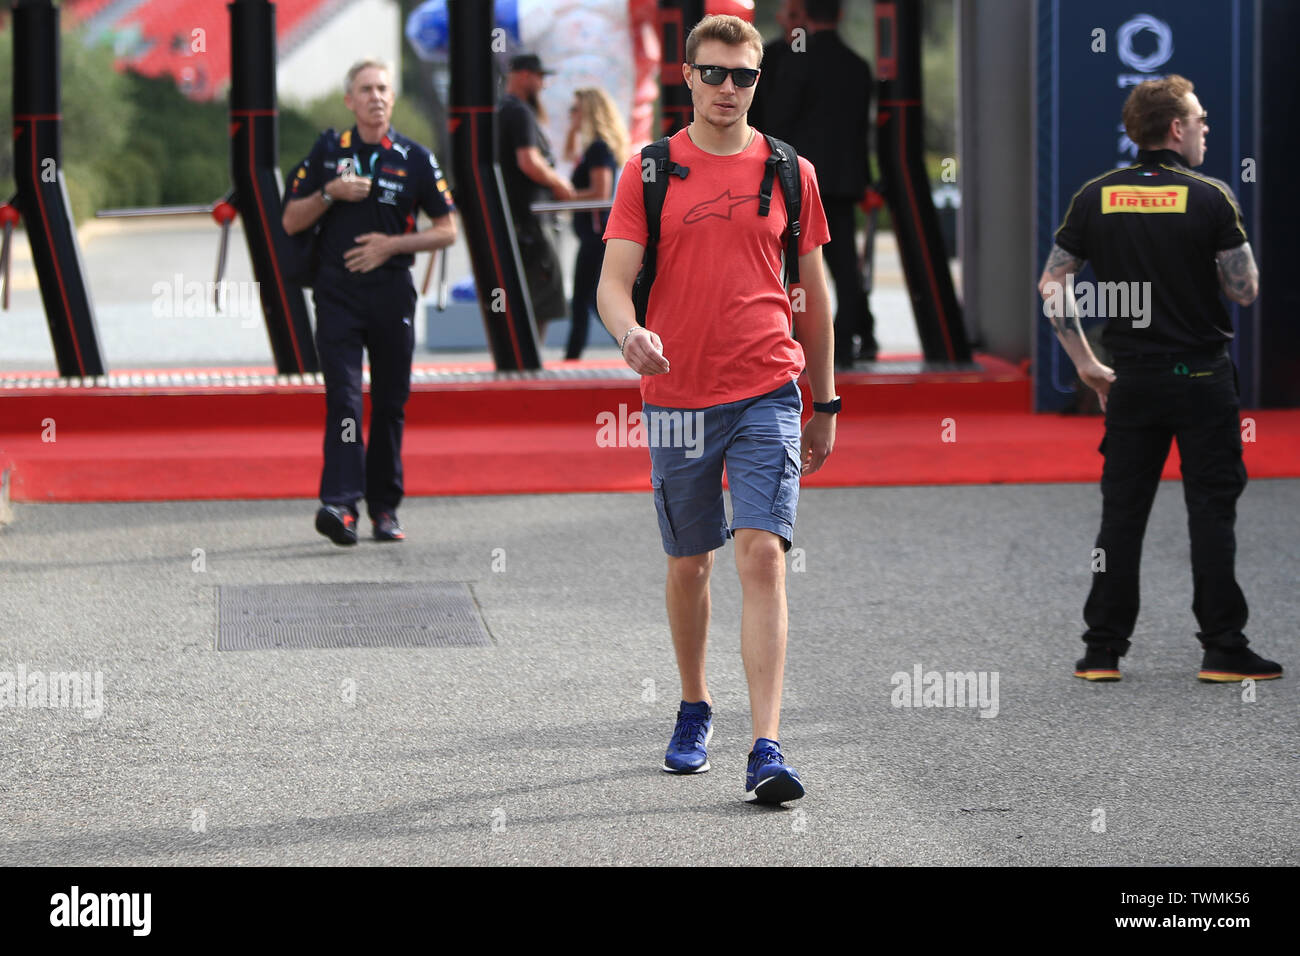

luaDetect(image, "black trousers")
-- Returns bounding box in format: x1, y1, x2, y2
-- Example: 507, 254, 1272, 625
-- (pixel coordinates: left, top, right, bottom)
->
1083, 352, 1249, 654
515, 216, 567, 324
822, 197, 876, 362
566, 233, 604, 359
313, 266, 417, 519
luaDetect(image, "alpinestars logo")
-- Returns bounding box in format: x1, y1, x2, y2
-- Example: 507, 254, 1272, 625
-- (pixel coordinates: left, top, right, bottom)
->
684, 190, 759, 223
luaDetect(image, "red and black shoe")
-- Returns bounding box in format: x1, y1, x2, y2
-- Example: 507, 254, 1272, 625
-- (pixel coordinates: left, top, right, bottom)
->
315, 505, 358, 546
1074, 647, 1122, 681
1198, 646, 1283, 682
372, 512, 405, 542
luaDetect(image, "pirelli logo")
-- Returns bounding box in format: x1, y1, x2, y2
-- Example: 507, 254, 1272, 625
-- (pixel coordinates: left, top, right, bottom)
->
1102, 184, 1188, 213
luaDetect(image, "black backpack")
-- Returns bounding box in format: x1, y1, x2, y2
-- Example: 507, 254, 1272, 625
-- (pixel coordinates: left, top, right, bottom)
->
279, 128, 337, 288
279, 215, 324, 288
631, 132, 802, 326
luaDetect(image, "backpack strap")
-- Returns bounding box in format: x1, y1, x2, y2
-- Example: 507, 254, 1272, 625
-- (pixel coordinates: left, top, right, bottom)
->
634, 137, 689, 326
761, 133, 802, 286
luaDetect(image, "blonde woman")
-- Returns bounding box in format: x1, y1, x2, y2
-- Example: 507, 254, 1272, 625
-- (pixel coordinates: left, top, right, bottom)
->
562, 87, 630, 359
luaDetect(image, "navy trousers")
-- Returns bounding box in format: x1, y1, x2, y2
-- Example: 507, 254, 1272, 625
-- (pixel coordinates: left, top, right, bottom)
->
313, 266, 417, 519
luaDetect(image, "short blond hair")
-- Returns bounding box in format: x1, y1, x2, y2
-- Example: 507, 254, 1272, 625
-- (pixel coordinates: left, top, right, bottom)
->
685, 14, 763, 67
344, 58, 393, 95
1122, 74, 1195, 149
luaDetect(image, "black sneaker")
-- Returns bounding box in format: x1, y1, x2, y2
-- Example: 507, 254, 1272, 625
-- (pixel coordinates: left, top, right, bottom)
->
1198, 647, 1283, 682
1074, 647, 1121, 681
315, 505, 358, 546
372, 512, 405, 541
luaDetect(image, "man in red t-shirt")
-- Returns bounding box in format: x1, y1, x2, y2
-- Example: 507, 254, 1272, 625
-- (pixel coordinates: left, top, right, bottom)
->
597, 13, 837, 804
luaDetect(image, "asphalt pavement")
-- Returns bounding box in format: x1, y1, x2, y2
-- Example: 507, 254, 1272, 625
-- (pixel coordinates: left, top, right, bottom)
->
1, 480, 1296, 866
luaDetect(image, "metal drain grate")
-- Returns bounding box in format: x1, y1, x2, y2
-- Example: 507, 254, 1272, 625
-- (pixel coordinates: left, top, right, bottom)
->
216, 581, 492, 650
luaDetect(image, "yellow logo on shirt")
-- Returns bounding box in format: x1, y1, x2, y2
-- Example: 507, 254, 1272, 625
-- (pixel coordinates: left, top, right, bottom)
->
1101, 185, 1188, 213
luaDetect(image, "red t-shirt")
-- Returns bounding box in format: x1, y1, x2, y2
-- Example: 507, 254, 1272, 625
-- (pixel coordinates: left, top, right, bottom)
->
603, 128, 830, 409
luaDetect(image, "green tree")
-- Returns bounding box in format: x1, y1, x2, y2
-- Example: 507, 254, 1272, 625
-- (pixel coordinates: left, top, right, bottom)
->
121, 70, 227, 207
0, 25, 137, 220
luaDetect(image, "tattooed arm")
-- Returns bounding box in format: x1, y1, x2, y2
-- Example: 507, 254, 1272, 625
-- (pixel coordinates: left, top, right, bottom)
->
1038, 243, 1116, 409
1215, 242, 1259, 306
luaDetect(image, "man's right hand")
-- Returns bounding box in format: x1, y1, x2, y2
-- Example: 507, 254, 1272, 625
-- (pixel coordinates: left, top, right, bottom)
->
328, 175, 372, 202
1079, 361, 1116, 411
621, 328, 670, 376
551, 179, 575, 201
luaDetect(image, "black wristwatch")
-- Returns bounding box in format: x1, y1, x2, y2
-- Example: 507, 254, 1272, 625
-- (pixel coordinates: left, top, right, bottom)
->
812, 397, 841, 414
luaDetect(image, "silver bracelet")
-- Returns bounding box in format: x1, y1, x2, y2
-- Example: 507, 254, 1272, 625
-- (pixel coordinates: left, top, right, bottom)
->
619, 326, 644, 355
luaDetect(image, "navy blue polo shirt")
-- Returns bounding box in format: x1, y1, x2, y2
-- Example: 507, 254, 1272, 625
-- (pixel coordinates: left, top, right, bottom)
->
288, 125, 454, 277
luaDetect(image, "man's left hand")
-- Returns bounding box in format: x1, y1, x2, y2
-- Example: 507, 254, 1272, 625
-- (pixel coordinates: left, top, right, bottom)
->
1079, 361, 1116, 412
800, 413, 836, 475
345, 233, 396, 273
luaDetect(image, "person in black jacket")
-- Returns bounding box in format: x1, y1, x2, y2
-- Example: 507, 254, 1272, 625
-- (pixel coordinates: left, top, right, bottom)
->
1038, 74, 1281, 684
749, 0, 803, 132
750, 0, 877, 366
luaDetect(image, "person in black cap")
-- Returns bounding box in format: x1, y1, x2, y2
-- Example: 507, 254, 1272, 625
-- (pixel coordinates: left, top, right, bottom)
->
498, 52, 573, 344
283, 58, 457, 546
1039, 74, 1281, 684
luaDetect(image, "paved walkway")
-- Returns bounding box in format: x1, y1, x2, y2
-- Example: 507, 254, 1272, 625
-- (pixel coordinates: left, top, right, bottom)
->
1, 480, 1295, 865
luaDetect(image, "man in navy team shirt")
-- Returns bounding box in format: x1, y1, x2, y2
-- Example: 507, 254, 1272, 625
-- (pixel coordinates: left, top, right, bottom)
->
284, 59, 457, 546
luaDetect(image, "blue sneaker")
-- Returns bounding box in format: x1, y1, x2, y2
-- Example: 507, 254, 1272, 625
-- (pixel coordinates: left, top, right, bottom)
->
745, 738, 805, 803
662, 701, 713, 774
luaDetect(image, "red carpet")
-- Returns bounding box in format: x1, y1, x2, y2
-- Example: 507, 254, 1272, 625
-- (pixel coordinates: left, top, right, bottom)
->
3, 355, 1298, 502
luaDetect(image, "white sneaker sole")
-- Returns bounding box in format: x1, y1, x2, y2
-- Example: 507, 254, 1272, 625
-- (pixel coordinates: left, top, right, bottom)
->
744, 767, 806, 803
661, 721, 714, 774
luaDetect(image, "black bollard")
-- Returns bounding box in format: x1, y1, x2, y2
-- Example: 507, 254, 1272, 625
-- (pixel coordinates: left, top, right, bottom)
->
447, 0, 541, 371
11, 0, 106, 377
229, 0, 319, 374
658, 0, 705, 136
875, 0, 972, 364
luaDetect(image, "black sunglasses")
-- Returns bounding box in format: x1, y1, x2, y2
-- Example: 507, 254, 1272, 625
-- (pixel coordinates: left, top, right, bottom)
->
690, 64, 760, 88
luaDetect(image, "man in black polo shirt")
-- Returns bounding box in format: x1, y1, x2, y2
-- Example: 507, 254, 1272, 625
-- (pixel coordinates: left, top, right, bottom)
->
497, 53, 573, 343
1039, 74, 1281, 684
283, 58, 457, 545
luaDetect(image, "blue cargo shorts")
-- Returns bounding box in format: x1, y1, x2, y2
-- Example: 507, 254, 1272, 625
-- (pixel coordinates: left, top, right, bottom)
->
645, 380, 803, 557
